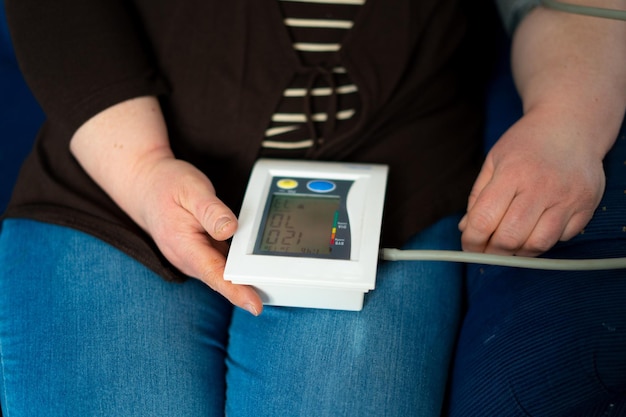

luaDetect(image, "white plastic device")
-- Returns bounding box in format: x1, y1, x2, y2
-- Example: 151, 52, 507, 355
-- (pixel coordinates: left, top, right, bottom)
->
224, 158, 388, 311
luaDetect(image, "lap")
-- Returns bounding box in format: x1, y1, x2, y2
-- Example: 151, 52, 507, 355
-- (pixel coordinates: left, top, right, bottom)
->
0, 219, 233, 417
227, 214, 465, 417
1, 215, 465, 417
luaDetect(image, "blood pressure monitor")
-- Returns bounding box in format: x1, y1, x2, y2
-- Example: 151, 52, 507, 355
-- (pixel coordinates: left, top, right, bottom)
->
224, 159, 388, 311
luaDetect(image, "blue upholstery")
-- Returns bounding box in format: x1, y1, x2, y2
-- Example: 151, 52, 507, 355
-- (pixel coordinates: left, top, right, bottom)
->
0, 0, 44, 215
483, 36, 523, 151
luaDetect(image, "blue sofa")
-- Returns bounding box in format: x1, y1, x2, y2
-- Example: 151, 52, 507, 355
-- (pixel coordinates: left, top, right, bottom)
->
0, 0, 44, 215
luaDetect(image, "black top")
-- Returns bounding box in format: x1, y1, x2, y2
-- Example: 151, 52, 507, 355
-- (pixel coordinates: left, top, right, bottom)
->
4, 0, 496, 281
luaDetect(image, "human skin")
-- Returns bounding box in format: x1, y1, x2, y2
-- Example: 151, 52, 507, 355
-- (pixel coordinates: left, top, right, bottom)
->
459, 1, 626, 256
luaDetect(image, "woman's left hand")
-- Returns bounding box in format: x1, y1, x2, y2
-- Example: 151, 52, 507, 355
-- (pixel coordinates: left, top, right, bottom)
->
459, 107, 606, 256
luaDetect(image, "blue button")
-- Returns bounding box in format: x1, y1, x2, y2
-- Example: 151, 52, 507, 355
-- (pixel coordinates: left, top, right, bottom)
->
307, 180, 336, 193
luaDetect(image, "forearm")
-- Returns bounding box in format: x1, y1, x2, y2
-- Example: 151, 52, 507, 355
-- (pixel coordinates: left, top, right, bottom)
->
511, 2, 626, 158
460, 2, 625, 254
69, 96, 176, 231
69, 96, 260, 313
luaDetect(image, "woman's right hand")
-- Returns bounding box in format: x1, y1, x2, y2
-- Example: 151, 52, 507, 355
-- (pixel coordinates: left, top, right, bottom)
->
70, 96, 263, 315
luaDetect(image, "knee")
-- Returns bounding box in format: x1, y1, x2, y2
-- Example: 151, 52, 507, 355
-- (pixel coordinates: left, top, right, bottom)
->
446, 269, 626, 416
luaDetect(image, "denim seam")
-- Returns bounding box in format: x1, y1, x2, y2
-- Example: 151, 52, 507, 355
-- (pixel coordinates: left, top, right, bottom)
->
0, 224, 9, 417
0, 336, 9, 417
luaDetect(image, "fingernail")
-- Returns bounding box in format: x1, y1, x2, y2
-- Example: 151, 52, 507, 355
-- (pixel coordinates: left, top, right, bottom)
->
244, 303, 260, 316
215, 216, 232, 234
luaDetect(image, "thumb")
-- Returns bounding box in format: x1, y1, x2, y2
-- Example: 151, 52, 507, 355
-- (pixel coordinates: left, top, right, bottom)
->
178, 178, 239, 241
199, 198, 238, 242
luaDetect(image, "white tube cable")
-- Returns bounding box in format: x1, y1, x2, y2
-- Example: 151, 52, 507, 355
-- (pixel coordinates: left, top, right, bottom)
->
380, 249, 626, 271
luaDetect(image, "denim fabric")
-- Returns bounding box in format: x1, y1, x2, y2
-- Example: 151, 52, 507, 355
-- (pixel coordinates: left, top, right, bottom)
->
226, 214, 464, 417
0, 214, 464, 417
0, 219, 233, 416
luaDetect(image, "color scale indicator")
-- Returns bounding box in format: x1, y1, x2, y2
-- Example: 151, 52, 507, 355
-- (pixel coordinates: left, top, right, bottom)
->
330, 210, 339, 245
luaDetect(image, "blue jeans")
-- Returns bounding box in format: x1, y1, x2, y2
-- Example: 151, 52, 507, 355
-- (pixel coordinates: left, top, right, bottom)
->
0, 215, 464, 417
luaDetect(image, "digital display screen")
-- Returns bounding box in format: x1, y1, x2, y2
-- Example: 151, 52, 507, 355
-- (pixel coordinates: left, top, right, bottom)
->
258, 194, 340, 256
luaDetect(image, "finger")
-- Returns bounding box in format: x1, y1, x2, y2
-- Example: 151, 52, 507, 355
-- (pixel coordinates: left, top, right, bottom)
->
173, 230, 263, 315
483, 191, 547, 255
196, 198, 238, 241
560, 209, 594, 241
196, 249, 264, 316
510, 202, 594, 256
152, 207, 262, 315
513, 206, 567, 257
178, 179, 239, 242
461, 179, 517, 253
495, 202, 592, 257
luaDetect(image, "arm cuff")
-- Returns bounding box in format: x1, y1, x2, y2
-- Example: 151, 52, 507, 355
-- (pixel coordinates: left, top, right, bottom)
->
495, 0, 542, 34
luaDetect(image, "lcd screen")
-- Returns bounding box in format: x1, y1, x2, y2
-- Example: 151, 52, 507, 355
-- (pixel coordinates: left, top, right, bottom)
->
258, 194, 340, 256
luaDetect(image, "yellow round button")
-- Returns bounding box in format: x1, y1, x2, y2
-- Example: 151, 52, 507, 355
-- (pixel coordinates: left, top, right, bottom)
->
277, 179, 298, 190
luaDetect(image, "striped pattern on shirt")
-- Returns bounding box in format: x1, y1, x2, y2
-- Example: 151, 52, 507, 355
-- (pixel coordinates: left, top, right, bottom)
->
261, 0, 364, 154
